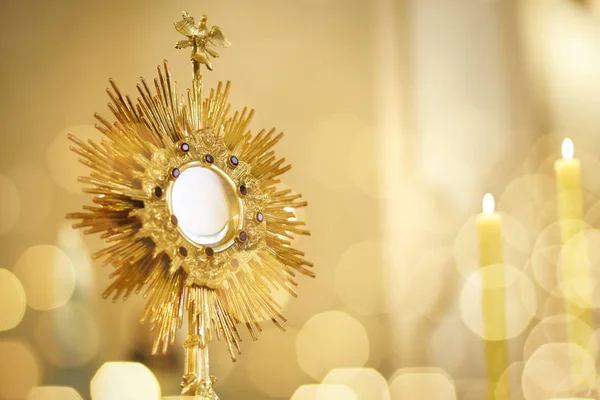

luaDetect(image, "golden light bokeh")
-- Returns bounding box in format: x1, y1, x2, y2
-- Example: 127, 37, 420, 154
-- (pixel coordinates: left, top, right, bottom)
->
0, 174, 20, 235
497, 174, 556, 232
12, 245, 76, 311
0, 268, 27, 332
556, 229, 600, 308
322, 368, 389, 400
6, 164, 53, 233
523, 314, 596, 361
34, 302, 100, 367
27, 386, 83, 400
246, 328, 307, 397
90, 362, 161, 400
296, 311, 369, 381
291, 384, 357, 400
495, 362, 525, 400
0, 340, 41, 400
46, 125, 101, 194
459, 264, 537, 340
522, 343, 595, 399
388, 368, 456, 400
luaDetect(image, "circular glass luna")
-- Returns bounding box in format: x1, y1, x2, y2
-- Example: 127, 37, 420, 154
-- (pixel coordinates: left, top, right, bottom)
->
170, 165, 241, 247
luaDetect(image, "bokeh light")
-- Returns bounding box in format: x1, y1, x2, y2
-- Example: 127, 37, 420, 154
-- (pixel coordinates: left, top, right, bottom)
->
27, 386, 83, 400
291, 384, 357, 400
557, 229, 600, 308
522, 343, 595, 399
90, 362, 160, 400
34, 302, 100, 367
0, 174, 20, 235
12, 245, 76, 311
322, 368, 389, 400
246, 328, 306, 397
296, 311, 369, 381
0, 268, 27, 331
388, 368, 456, 400
495, 362, 525, 400
0, 340, 41, 400
459, 264, 537, 340
6, 164, 53, 233
523, 314, 596, 361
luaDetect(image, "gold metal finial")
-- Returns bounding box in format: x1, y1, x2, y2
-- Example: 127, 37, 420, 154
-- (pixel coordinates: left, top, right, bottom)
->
175, 11, 231, 72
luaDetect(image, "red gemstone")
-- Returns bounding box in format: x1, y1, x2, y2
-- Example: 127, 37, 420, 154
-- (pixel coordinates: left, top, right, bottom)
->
170, 215, 178, 225
179, 247, 187, 256
154, 187, 163, 197
229, 156, 239, 167
205, 154, 214, 163
205, 247, 214, 257
239, 185, 247, 196
238, 231, 248, 242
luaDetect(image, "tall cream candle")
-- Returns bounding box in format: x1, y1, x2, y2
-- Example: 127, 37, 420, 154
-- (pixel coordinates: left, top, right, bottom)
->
555, 138, 594, 388
476, 193, 510, 400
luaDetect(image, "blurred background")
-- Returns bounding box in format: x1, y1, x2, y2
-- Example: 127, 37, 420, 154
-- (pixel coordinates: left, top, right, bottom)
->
3, 0, 600, 399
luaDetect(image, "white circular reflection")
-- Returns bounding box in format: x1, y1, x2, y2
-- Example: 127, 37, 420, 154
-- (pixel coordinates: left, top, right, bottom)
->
171, 167, 238, 246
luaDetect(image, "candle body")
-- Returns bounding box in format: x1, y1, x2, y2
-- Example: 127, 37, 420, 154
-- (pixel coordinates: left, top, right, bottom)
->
476, 212, 509, 400
556, 159, 584, 240
555, 158, 594, 389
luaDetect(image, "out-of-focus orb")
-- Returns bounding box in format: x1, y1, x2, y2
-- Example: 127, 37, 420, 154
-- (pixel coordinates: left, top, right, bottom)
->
246, 328, 306, 398
523, 314, 595, 361
291, 384, 357, 400
27, 386, 83, 400
0, 340, 41, 400
296, 311, 369, 380
335, 241, 407, 315
0, 175, 20, 235
388, 369, 456, 399
459, 264, 536, 340
557, 230, 600, 308
7, 164, 53, 233
0, 269, 27, 331
90, 362, 160, 400
13, 245, 76, 310
522, 343, 595, 399
495, 362, 525, 400
34, 302, 100, 367
47, 125, 101, 194
322, 368, 389, 400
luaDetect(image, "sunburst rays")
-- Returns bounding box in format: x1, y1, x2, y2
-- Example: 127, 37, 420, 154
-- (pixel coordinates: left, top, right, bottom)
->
66, 60, 313, 360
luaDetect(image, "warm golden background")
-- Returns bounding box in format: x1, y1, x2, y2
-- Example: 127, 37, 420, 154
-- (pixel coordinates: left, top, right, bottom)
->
3, 0, 600, 399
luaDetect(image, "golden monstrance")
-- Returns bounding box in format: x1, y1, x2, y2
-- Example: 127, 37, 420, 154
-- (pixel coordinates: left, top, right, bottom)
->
67, 12, 313, 398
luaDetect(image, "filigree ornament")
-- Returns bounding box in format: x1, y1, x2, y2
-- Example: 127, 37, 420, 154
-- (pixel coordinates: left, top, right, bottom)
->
67, 12, 312, 398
